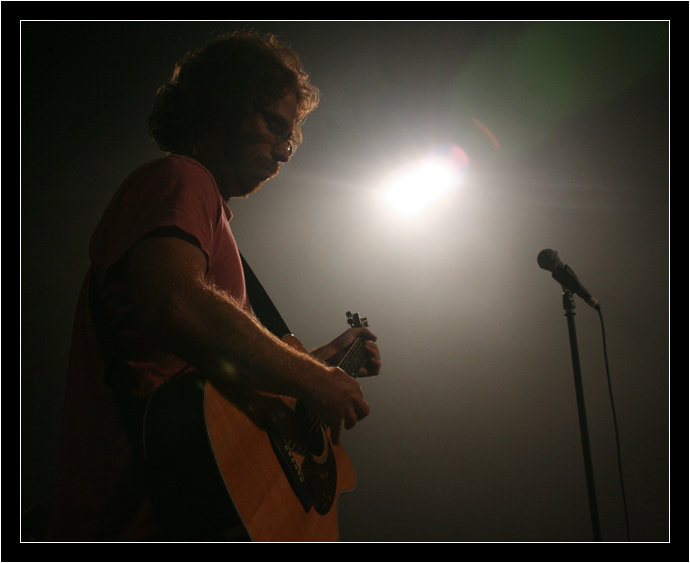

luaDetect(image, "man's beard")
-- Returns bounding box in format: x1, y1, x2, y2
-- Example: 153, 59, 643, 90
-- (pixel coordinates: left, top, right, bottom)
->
217, 137, 277, 199
233, 177, 266, 199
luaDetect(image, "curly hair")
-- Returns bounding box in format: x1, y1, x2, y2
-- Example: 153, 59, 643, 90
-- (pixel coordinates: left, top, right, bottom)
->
148, 31, 320, 155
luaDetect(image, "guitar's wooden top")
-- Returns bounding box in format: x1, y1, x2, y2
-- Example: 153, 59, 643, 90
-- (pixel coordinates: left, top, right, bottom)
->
204, 381, 356, 541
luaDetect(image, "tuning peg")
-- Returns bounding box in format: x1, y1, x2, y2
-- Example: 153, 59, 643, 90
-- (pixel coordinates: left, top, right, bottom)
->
345, 311, 368, 328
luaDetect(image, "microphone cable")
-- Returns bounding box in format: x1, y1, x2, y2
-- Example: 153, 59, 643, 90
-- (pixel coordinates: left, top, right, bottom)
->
597, 306, 631, 541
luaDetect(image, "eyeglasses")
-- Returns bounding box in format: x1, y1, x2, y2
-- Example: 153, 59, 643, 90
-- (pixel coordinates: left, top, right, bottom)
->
258, 109, 294, 156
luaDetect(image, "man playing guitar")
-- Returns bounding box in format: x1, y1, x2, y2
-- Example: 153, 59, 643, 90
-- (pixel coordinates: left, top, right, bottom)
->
48, 30, 381, 542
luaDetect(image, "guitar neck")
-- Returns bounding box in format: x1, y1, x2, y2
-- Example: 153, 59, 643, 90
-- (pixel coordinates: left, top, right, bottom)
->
337, 337, 367, 379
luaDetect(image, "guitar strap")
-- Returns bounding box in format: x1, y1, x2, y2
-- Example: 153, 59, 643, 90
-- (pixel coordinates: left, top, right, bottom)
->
240, 253, 292, 340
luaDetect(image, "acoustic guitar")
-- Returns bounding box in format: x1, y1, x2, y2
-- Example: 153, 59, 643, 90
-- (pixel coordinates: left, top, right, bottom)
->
142, 311, 370, 542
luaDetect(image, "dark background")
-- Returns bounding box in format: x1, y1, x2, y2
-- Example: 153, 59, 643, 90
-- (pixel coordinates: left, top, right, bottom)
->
21, 20, 669, 543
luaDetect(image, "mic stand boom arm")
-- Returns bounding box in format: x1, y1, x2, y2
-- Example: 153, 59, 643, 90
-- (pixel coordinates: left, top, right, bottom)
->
562, 289, 601, 541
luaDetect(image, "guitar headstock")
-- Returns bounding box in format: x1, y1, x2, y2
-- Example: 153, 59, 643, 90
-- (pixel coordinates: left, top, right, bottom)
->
346, 311, 368, 328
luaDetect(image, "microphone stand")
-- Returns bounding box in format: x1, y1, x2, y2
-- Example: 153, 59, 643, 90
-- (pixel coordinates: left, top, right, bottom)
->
562, 289, 601, 541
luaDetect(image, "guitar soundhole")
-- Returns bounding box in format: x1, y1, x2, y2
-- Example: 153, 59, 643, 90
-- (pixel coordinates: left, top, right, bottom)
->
294, 401, 326, 458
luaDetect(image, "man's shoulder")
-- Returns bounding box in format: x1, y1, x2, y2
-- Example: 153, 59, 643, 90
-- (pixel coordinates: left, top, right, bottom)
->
109, 154, 222, 217
118, 154, 220, 202
132, 154, 213, 182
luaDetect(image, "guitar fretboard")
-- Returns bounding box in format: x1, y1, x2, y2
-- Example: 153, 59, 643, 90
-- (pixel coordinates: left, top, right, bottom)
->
337, 338, 367, 379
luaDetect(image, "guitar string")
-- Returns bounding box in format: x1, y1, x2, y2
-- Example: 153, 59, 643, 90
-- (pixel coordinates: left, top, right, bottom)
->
339, 339, 366, 378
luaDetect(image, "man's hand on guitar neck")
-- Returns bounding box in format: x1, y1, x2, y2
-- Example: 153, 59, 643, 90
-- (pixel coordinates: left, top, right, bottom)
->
311, 327, 381, 379
307, 327, 380, 444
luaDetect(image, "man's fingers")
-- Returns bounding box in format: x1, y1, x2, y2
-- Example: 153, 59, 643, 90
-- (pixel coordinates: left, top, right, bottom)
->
356, 398, 370, 420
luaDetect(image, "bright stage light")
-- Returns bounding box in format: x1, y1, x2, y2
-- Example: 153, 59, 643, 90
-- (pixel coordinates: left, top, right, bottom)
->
379, 145, 468, 216
383, 161, 454, 214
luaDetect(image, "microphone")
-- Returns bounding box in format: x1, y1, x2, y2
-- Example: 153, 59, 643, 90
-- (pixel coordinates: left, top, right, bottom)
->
537, 249, 600, 309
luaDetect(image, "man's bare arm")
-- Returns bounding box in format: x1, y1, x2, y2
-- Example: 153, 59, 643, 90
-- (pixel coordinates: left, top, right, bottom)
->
127, 234, 369, 443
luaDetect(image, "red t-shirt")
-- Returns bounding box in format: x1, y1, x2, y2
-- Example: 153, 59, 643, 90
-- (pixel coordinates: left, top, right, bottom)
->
48, 155, 248, 541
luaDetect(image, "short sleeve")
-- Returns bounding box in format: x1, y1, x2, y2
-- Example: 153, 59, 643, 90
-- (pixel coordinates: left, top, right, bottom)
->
90, 155, 224, 273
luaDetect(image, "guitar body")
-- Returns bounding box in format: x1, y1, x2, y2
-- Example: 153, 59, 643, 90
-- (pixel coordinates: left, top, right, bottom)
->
143, 334, 357, 542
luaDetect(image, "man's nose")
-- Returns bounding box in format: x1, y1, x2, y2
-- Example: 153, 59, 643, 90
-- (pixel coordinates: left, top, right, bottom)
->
271, 142, 292, 163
